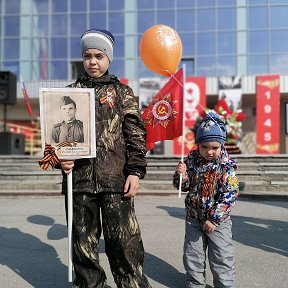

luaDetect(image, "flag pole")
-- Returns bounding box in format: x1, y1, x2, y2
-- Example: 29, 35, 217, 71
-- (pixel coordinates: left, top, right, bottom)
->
178, 64, 186, 198
67, 172, 73, 282
20, 76, 34, 119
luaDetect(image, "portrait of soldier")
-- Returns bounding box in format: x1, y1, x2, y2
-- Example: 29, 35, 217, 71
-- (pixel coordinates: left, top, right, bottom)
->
51, 95, 84, 144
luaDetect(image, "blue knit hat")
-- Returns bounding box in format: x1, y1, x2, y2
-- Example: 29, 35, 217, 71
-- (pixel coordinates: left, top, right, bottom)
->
195, 112, 226, 145
80, 29, 114, 62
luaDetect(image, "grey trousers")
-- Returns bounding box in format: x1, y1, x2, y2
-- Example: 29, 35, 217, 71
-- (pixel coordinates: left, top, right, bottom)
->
183, 216, 236, 288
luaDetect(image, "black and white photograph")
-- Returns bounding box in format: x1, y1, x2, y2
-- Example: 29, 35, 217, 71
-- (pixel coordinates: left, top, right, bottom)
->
39, 87, 96, 159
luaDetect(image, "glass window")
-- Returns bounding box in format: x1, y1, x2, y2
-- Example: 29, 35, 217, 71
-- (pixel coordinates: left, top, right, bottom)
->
270, 0, 288, 4
217, 0, 236, 6
138, 59, 155, 78
217, 56, 236, 76
51, 38, 67, 59
4, 0, 20, 14
33, 0, 49, 13
20, 39, 31, 60
71, 0, 87, 12
3, 61, 19, 77
181, 33, 195, 56
21, 61, 31, 81
217, 32, 236, 54
31, 39, 40, 60
70, 14, 87, 36
248, 55, 268, 75
176, 0, 195, 8
157, 10, 175, 27
270, 54, 288, 74
197, 56, 216, 76
137, 0, 155, 9
156, 0, 174, 9
109, 12, 124, 34
270, 6, 288, 29
21, 16, 31, 37
271, 30, 288, 53
237, 8, 246, 30
90, 0, 106, 11
248, 7, 268, 29
247, 0, 268, 4
31, 60, 41, 80
108, 0, 124, 10
217, 8, 236, 30
40, 38, 48, 65
22, 1, 30, 14
4, 39, 19, 59
109, 59, 124, 77
248, 31, 268, 53
197, 33, 215, 55
114, 35, 124, 58
52, 0, 67, 12
89, 13, 106, 29
4, 16, 19, 36
138, 11, 155, 33
197, 9, 215, 31
51, 15, 67, 36
70, 37, 81, 58
34, 15, 49, 36
196, 0, 215, 8
177, 10, 195, 32
39, 58, 48, 80
180, 58, 195, 76
51, 60, 68, 79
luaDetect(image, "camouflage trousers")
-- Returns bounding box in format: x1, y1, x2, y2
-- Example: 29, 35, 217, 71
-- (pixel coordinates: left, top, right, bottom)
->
65, 192, 151, 288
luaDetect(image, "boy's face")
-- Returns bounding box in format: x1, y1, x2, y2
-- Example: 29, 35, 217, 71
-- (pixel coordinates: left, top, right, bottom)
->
82, 48, 110, 78
198, 141, 221, 161
60, 103, 76, 122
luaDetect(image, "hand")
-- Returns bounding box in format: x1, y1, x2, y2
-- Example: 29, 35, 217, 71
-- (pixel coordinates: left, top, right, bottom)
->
123, 175, 140, 198
201, 220, 216, 234
61, 160, 74, 174
176, 161, 186, 174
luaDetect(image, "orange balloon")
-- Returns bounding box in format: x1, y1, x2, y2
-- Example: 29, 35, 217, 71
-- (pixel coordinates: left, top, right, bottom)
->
139, 25, 183, 77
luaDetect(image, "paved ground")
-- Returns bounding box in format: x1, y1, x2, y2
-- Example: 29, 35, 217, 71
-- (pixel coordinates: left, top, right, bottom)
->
0, 194, 287, 288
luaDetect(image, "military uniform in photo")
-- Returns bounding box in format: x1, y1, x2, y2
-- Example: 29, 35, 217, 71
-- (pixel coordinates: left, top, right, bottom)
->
51, 96, 84, 143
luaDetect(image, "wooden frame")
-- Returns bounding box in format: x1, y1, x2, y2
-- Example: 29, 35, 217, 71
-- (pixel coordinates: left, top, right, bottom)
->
39, 87, 96, 159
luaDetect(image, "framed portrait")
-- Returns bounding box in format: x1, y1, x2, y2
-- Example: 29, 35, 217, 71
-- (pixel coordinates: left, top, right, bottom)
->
39, 87, 96, 159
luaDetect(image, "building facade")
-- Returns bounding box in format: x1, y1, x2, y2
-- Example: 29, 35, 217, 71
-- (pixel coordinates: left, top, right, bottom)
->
1, 0, 288, 154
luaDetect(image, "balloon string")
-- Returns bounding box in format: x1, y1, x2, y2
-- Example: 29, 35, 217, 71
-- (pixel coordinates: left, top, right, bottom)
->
163, 69, 183, 88
163, 69, 207, 115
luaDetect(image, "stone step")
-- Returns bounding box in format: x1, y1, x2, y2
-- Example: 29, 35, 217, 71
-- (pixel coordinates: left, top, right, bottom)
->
0, 163, 40, 171
0, 171, 62, 181
0, 178, 287, 195
0, 156, 288, 195
0, 179, 62, 191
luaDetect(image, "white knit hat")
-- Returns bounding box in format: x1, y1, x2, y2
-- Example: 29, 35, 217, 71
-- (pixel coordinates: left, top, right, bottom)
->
80, 29, 114, 62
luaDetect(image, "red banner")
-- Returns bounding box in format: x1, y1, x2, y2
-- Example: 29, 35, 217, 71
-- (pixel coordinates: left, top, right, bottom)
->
173, 77, 206, 155
256, 75, 280, 154
142, 69, 184, 151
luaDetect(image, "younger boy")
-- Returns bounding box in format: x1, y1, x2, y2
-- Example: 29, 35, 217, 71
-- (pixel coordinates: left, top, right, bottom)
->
173, 112, 239, 288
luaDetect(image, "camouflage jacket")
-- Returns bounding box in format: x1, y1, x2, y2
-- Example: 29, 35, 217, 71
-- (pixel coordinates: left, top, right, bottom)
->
61, 73, 147, 194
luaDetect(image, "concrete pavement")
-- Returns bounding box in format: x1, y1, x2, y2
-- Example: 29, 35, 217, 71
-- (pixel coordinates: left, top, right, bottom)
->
0, 195, 287, 288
